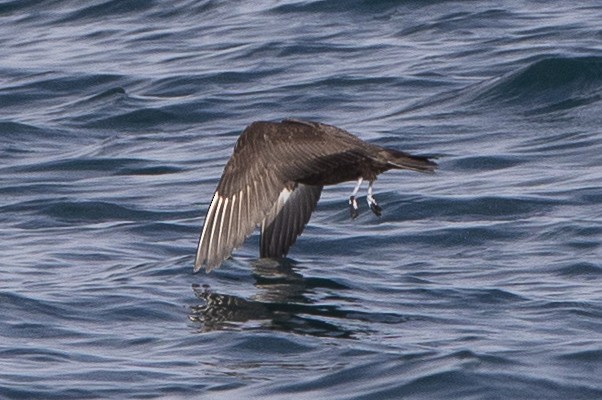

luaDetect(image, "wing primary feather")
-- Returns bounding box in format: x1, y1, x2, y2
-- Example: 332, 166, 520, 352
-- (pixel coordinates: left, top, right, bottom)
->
226, 194, 237, 253
236, 188, 245, 245
251, 179, 260, 225
216, 197, 229, 263
245, 184, 252, 226
195, 192, 219, 271
206, 196, 224, 269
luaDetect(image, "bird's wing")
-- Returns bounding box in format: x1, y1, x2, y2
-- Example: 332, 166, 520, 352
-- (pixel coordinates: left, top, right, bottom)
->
260, 183, 323, 258
195, 120, 372, 273
194, 124, 286, 272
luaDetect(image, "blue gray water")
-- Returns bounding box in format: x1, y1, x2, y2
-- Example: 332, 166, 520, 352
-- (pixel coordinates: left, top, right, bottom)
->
1, 1, 602, 399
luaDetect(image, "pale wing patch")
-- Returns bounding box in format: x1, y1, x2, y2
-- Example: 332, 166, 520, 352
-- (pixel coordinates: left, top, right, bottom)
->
206, 195, 224, 268
225, 193, 237, 252
195, 192, 219, 272
216, 197, 229, 260
260, 187, 293, 232
260, 184, 322, 259
195, 178, 291, 272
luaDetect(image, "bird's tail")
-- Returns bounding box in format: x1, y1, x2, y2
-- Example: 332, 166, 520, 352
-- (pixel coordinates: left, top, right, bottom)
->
381, 148, 437, 173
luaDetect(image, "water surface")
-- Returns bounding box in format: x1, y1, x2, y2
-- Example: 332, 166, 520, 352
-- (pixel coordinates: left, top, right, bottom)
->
1, 1, 601, 399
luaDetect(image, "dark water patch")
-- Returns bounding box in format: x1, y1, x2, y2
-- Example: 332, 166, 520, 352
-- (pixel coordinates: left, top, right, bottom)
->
0, 297, 97, 339
525, 94, 601, 116
271, 0, 427, 15
469, 56, 602, 114
457, 287, 527, 304
273, 41, 363, 58
1, 321, 86, 340
414, 225, 522, 247
78, 87, 127, 104
0, 72, 128, 126
0, 121, 47, 137
160, 69, 284, 92
116, 164, 182, 175
146, 75, 219, 98
14, 157, 180, 176
512, 129, 602, 160
402, 286, 527, 307
231, 334, 315, 354
97, 300, 181, 322
450, 154, 525, 171
397, 369, 602, 400
388, 194, 556, 221
58, 86, 134, 128
556, 348, 602, 363
405, 56, 602, 121
87, 108, 178, 129
128, 221, 198, 240
537, 300, 602, 319
271, 0, 363, 14
158, 100, 238, 125
556, 262, 602, 278
400, 8, 517, 36
296, 233, 382, 256
503, 57, 602, 92
565, 239, 601, 252
446, 349, 516, 366
0, 347, 73, 364
572, 186, 602, 204
0, 387, 102, 400
0, 290, 94, 320
536, 221, 602, 251
4, 73, 124, 97
0, 122, 70, 152
0, 0, 42, 15
39, 200, 159, 223
260, 351, 542, 400
55, 0, 157, 23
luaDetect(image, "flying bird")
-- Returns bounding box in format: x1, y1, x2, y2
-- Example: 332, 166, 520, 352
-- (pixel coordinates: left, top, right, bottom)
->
194, 119, 436, 273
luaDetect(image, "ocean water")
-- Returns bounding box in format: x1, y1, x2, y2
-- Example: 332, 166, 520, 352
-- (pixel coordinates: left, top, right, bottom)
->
1, 1, 602, 399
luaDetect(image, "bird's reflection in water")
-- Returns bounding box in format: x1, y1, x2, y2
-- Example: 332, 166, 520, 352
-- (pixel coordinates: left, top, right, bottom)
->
190, 259, 367, 338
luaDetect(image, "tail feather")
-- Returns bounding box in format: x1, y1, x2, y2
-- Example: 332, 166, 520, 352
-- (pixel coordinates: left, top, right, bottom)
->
382, 148, 437, 173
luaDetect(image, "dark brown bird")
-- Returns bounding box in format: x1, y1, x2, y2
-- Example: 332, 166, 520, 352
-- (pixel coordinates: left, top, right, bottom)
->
194, 119, 436, 273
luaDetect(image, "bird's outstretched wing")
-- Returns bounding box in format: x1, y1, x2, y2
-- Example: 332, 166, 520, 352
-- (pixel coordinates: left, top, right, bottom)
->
194, 132, 280, 272
260, 183, 323, 258
195, 121, 327, 272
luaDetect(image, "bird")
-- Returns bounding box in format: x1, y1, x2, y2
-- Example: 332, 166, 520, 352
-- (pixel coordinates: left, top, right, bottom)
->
194, 119, 436, 273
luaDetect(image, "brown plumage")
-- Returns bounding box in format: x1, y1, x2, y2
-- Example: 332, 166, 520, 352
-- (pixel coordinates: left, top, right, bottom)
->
194, 119, 436, 272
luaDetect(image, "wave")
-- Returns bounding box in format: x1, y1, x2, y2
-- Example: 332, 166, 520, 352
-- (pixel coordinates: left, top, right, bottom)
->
9, 156, 181, 177
51, 0, 156, 23
470, 56, 602, 112
0, 121, 61, 142
404, 56, 602, 118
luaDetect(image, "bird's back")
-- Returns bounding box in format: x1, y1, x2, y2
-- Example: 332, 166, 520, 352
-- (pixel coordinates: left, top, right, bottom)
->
234, 119, 393, 185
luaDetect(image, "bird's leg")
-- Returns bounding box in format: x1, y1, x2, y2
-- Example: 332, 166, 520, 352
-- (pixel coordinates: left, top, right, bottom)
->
349, 177, 363, 219
367, 180, 382, 217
